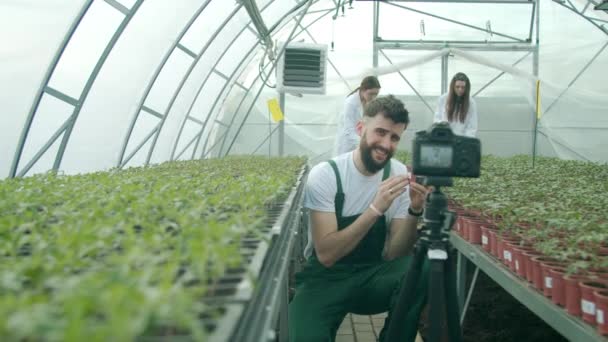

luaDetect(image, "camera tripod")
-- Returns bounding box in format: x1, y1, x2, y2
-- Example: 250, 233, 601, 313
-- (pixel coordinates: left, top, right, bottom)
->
385, 176, 463, 342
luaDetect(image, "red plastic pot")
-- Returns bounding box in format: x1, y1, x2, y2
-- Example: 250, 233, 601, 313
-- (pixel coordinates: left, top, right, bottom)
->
523, 250, 543, 283
499, 237, 520, 269
548, 267, 567, 306
489, 229, 499, 258
464, 218, 484, 244
530, 256, 559, 292
595, 290, 608, 335
564, 274, 595, 317
579, 280, 608, 325
539, 261, 567, 298
480, 225, 494, 252
512, 246, 535, 279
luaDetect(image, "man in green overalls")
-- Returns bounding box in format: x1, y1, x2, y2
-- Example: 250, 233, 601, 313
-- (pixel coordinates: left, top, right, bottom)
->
289, 95, 429, 341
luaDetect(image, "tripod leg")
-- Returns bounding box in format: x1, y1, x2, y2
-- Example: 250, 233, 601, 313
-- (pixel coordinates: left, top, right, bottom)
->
444, 249, 463, 342
428, 258, 446, 342
383, 243, 429, 342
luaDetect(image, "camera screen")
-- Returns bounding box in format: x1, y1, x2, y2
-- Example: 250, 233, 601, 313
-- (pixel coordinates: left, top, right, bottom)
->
420, 144, 453, 168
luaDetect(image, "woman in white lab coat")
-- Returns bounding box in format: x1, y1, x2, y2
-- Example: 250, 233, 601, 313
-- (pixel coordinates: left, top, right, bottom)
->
434, 72, 478, 137
334, 76, 381, 155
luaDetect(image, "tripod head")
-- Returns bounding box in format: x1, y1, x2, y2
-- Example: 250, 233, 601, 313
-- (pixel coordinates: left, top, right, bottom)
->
418, 176, 457, 259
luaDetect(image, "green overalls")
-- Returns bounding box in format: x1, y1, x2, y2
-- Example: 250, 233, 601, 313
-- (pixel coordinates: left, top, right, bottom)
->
289, 161, 429, 342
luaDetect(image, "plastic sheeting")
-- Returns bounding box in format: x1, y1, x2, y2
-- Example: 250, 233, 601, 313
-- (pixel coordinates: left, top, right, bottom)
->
1, 0, 607, 179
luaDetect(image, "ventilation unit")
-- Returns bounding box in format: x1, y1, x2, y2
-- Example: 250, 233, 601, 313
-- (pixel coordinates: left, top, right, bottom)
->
276, 42, 327, 95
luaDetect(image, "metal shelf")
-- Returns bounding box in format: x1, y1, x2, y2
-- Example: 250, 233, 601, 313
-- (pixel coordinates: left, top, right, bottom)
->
451, 232, 608, 342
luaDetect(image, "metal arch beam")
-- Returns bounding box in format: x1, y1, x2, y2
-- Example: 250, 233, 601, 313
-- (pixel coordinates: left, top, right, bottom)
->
215, 5, 334, 158
169, 0, 279, 161
222, 1, 314, 157
141, 4, 244, 167
551, 0, 608, 35
187, 6, 279, 160
9, 0, 94, 178
172, 40, 258, 160
179, 0, 324, 160
12, 0, 145, 177
117, 0, 214, 168
195, 46, 260, 159
240, 0, 273, 52
52, 0, 145, 172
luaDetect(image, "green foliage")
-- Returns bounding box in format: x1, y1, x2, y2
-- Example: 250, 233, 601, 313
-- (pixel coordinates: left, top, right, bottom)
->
0, 156, 305, 341
393, 153, 608, 270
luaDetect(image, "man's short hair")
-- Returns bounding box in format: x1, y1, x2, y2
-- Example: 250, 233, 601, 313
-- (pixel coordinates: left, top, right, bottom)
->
363, 95, 410, 125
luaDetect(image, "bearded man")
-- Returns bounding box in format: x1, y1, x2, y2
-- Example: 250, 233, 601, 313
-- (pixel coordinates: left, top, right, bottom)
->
289, 95, 430, 342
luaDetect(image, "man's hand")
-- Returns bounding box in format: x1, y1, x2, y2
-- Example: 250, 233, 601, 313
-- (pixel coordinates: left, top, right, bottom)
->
371, 175, 409, 213
408, 177, 428, 212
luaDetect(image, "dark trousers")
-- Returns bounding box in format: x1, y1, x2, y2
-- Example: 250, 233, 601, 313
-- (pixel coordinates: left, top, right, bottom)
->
289, 255, 429, 342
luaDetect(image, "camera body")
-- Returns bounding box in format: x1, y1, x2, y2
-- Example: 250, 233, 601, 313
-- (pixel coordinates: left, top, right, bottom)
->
412, 122, 481, 178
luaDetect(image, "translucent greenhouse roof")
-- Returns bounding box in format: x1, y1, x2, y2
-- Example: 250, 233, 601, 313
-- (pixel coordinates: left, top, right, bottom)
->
1, 0, 607, 178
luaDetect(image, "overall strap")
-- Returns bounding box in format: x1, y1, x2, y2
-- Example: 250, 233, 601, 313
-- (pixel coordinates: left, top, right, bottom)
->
327, 160, 345, 218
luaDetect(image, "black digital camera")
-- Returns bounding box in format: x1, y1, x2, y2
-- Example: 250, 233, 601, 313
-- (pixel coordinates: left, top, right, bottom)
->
411, 122, 481, 178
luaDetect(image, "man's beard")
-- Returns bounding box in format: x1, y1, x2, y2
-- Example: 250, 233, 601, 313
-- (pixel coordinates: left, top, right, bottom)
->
360, 134, 393, 173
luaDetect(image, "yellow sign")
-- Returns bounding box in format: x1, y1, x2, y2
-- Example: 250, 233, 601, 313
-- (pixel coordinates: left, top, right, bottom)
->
267, 98, 284, 122
536, 80, 541, 120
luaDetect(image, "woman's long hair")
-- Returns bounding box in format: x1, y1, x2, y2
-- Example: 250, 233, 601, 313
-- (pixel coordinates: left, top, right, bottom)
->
348, 75, 381, 96
445, 72, 471, 123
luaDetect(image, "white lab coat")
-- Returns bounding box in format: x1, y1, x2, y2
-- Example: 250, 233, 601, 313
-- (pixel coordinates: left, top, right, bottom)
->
434, 93, 478, 137
334, 92, 363, 155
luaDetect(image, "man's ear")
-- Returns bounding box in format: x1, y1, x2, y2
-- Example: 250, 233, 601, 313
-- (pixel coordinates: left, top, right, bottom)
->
356, 120, 364, 137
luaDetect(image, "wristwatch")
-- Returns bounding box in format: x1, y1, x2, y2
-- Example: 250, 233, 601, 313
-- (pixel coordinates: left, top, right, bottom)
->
408, 206, 423, 217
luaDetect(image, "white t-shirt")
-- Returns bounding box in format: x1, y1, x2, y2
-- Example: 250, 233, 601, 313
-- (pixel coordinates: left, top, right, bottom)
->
334, 92, 363, 156
302, 151, 412, 259
434, 93, 478, 137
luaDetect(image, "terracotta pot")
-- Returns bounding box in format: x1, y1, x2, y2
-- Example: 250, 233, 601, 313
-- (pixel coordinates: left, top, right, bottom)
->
499, 237, 520, 269
480, 225, 494, 252
523, 250, 544, 283
489, 229, 499, 258
540, 261, 567, 298
595, 290, 608, 335
564, 274, 596, 317
530, 256, 559, 291
579, 280, 608, 324
548, 267, 567, 306
512, 246, 535, 279
455, 215, 465, 236
464, 218, 484, 244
